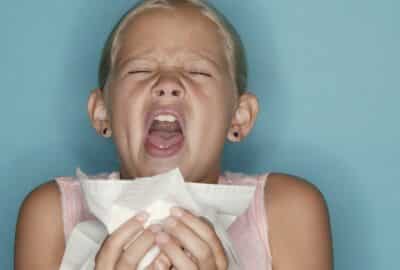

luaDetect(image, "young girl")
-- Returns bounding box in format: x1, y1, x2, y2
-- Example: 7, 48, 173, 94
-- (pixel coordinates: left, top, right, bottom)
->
15, 0, 333, 269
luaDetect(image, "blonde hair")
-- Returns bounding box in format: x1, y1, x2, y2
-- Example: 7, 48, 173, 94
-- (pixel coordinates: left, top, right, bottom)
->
98, 0, 247, 95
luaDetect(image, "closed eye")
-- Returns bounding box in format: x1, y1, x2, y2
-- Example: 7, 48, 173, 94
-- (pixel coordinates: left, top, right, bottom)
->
189, 71, 212, 77
128, 70, 151, 74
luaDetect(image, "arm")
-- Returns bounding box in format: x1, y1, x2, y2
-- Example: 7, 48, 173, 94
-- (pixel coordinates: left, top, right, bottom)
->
266, 173, 333, 270
14, 181, 65, 270
14, 181, 203, 270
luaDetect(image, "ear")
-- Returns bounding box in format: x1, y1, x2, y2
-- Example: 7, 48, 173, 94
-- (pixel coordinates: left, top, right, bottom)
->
87, 88, 112, 137
227, 91, 259, 142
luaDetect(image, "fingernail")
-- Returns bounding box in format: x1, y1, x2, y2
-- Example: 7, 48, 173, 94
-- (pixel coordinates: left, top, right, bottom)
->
158, 253, 170, 266
164, 217, 177, 227
135, 211, 149, 223
149, 224, 162, 233
156, 232, 170, 244
123, 230, 144, 251
170, 207, 184, 217
155, 260, 165, 270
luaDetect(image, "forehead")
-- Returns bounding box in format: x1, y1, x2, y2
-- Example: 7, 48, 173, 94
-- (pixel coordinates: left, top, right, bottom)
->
114, 6, 229, 68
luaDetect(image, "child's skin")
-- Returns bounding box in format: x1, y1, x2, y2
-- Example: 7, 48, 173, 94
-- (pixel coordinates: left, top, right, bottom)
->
92, 6, 249, 183
15, 4, 333, 270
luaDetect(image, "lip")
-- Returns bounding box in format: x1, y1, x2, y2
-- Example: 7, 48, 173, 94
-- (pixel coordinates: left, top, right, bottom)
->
145, 136, 184, 158
144, 105, 186, 138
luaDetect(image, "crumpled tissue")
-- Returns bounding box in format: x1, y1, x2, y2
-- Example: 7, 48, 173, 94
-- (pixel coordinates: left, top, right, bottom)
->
59, 168, 256, 270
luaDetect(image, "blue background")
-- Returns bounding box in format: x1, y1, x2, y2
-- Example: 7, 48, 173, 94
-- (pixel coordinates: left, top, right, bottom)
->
1, 0, 399, 269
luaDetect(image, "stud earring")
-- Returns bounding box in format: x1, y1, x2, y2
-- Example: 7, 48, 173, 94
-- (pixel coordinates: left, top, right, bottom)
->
102, 128, 112, 137
234, 131, 240, 138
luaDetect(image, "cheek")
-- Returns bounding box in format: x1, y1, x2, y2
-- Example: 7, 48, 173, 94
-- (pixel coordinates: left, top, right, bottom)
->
109, 76, 148, 111
108, 85, 146, 139
191, 93, 233, 142
207, 80, 236, 120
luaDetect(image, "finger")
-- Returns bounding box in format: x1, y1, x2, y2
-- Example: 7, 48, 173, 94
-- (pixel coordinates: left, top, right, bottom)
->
154, 259, 170, 270
95, 212, 149, 270
115, 228, 156, 270
157, 252, 172, 268
184, 248, 195, 261
170, 208, 227, 269
155, 232, 198, 270
123, 224, 161, 250
163, 216, 215, 268
146, 252, 171, 270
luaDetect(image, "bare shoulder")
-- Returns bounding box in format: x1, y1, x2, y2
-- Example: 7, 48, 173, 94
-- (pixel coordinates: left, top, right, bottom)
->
15, 180, 65, 270
16, 181, 63, 230
265, 173, 328, 211
264, 173, 333, 270
18, 180, 61, 214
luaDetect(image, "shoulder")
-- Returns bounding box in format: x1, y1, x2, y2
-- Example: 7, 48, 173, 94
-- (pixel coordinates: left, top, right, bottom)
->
15, 180, 65, 270
264, 173, 333, 270
20, 180, 61, 206
264, 172, 328, 211
17, 181, 63, 225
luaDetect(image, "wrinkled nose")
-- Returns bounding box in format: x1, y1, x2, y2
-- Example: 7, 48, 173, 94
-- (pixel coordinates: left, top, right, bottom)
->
152, 73, 185, 99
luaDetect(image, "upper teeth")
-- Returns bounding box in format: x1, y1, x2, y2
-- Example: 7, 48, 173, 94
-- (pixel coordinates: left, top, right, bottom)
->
154, 114, 177, 122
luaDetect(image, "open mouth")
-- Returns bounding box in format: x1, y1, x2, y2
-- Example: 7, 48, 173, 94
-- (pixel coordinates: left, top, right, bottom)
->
144, 113, 185, 158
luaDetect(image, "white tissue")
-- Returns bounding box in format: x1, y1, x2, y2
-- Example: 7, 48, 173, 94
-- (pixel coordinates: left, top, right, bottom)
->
124, 199, 178, 270
59, 168, 256, 270
144, 199, 178, 226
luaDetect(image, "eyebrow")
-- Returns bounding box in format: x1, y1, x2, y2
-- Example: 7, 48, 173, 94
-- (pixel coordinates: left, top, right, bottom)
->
194, 51, 224, 70
115, 48, 157, 69
117, 49, 224, 71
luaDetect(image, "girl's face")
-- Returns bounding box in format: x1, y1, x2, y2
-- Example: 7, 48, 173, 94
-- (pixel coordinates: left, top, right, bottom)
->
103, 7, 239, 182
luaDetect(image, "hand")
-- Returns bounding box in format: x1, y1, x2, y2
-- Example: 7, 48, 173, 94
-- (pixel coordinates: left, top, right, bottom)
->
145, 252, 172, 270
94, 211, 157, 270
154, 207, 228, 270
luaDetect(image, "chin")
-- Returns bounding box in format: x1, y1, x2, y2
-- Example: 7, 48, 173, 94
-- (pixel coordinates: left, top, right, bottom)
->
134, 156, 185, 178
147, 164, 180, 176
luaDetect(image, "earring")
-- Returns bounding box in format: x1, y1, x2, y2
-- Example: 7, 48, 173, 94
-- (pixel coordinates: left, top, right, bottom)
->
234, 131, 240, 138
102, 127, 112, 137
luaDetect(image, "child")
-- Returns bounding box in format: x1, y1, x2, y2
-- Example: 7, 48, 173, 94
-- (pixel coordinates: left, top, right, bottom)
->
15, 0, 333, 269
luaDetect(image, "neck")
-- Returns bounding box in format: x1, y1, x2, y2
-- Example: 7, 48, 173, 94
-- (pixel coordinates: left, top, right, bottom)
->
118, 165, 222, 184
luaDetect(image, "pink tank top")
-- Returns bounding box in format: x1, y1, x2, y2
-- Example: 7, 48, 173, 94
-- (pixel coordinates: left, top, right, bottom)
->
55, 171, 272, 270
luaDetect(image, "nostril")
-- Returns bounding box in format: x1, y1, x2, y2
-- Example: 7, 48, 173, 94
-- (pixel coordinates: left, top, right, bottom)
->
154, 88, 182, 97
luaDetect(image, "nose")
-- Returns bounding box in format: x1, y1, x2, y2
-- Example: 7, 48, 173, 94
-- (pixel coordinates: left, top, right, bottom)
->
152, 72, 185, 99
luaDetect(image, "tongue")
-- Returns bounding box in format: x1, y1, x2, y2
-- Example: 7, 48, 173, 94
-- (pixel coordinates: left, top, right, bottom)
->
151, 120, 180, 132
146, 130, 184, 149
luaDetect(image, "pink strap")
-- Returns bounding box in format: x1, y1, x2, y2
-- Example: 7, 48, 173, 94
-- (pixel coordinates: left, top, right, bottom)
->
222, 172, 272, 270
254, 174, 273, 261
55, 177, 95, 240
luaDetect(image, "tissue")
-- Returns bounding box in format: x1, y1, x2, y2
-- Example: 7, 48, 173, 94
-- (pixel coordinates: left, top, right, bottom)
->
127, 199, 178, 270
59, 168, 256, 270
143, 199, 177, 226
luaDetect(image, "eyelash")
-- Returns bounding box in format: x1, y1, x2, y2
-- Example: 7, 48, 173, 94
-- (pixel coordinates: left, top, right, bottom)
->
126, 70, 211, 78
128, 70, 151, 74
188, 71, 212, 77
